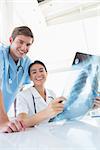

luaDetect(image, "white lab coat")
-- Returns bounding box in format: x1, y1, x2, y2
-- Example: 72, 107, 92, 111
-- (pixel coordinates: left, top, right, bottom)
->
16, 86, 56, 123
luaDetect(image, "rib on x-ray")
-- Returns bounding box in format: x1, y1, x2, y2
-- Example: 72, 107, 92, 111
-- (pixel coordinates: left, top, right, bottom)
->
50, 56, 100, 122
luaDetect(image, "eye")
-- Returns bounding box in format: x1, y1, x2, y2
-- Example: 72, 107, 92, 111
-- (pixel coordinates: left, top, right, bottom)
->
40, 70, 44, 72
39, 68, 45, 72
26, 43, 31, 47
18, 40, 23, 45
31, 71, 36, 74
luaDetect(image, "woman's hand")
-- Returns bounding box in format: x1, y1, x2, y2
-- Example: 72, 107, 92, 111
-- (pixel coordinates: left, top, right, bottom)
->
46, 96, 66, 118
93, 96, 100, 109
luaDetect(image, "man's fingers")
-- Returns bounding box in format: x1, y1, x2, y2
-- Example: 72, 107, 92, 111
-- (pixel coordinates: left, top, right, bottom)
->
13, 119, 25, 131
7, 122, 18, 132
3, 126, 12, 133
18, 120, 26, 129
2, 119, 26, 133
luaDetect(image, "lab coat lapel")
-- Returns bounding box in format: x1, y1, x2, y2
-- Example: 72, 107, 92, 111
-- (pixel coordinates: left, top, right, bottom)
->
30, 87, 47, 104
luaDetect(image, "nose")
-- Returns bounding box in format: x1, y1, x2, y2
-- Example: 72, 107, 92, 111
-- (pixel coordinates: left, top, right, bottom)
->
21, 44, 28, 52
36, 71, 42, 76
36, 71, 44, 78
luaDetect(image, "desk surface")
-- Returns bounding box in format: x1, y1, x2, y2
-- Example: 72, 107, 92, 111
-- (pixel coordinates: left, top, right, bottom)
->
0, 117, 100, 150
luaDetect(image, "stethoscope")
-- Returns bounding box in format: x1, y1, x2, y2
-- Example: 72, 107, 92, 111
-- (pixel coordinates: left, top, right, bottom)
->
8, 55, 24, 84
31, 94, 54, 114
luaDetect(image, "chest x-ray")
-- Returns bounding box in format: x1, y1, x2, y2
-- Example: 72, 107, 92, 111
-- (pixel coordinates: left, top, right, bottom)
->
50, 52, 100, 122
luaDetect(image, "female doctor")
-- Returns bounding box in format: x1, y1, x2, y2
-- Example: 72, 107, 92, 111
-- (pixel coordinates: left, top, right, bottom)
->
16, 60, 65, 127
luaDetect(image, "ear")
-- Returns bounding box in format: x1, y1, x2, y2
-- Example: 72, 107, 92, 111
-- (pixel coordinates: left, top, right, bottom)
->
9, 37, 13, 44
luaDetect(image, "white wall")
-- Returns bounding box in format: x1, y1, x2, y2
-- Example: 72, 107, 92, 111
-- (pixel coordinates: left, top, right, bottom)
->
27, 16, 100, 96
0, 0, 99, 96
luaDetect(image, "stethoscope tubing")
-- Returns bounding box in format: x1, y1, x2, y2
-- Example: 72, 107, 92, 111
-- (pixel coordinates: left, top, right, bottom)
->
31, 94, 54, 114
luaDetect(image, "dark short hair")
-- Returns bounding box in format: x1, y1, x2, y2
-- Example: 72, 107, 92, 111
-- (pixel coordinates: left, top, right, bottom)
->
11, 26, 34, 43
28, 60, 47, 76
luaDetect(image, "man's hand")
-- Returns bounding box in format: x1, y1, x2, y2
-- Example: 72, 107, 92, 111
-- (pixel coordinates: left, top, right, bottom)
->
93, 96, 100, 109
0, 119, 26, 133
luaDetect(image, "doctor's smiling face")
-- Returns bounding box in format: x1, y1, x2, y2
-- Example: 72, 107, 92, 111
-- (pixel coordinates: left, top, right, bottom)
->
28, 61, 48, 87
10, 35, 33, 62
9, 26, 34, 62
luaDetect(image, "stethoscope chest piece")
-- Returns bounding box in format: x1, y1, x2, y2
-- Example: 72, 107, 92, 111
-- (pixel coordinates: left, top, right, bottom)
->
9, 78, 12, 84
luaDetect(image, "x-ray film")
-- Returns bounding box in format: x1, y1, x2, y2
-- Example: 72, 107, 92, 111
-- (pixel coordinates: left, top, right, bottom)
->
50, 52, 100, 122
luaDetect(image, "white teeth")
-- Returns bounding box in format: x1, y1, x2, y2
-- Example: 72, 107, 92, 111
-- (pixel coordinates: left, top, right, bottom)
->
36, 78, 43, 81
19, 51, 24, 55
18, 50, 24, 55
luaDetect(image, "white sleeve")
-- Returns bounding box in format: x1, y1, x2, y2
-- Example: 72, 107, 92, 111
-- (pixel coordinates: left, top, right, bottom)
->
16, 92, 29, 116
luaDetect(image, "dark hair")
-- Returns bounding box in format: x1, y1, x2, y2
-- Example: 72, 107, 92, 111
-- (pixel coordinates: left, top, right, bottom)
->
11, 26, 34, 43
28, 60, 47, 76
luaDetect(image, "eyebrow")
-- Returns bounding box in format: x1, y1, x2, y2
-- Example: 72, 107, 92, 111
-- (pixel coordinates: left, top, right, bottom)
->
31, 67, 44, 71
18, 39, 32, 45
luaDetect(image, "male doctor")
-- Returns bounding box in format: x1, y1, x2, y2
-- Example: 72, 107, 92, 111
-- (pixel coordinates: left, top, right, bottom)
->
0, 26, 34, 133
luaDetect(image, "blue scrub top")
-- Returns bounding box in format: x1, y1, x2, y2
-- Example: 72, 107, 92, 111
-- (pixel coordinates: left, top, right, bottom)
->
0, 44, 32, 112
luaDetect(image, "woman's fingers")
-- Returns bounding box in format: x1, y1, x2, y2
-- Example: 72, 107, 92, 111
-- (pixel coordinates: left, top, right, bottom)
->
93, 96, 100, 108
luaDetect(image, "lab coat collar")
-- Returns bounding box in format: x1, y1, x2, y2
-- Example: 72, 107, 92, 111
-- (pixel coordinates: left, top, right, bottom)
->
30, 86, 50, 104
